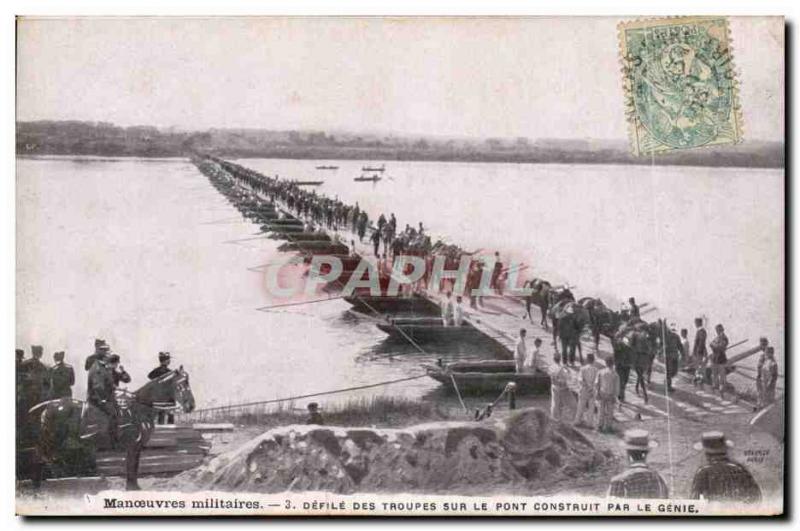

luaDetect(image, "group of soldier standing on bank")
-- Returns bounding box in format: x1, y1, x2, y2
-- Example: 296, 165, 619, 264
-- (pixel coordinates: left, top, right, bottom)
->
16, 340, 179, 446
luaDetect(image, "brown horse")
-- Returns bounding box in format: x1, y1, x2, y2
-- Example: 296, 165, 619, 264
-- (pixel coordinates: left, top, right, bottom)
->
612, 321, 657, 403
579, 297, 627, 349
524, 279, 552, 329
24, 367, 195, 490
549, 298, 589, 366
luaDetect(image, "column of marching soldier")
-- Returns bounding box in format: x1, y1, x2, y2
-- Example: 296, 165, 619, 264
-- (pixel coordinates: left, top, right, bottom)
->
16, 340, 178, 447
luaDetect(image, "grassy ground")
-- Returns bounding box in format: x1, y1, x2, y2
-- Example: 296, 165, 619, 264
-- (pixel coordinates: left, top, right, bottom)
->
190, 395, 456, 431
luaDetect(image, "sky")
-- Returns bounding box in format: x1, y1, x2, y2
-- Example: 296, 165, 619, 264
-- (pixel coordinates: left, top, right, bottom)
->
16, 16, 784, 141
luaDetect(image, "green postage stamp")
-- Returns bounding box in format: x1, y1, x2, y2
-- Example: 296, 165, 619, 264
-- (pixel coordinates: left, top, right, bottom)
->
619, 17, 742, 156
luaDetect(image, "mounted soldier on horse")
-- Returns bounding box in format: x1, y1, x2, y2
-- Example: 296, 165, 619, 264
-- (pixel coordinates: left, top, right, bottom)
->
19, 365, 195, 491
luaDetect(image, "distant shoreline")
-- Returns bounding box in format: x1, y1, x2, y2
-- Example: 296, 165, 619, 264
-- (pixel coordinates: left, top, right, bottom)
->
16, 120, 784, 169
16, 148, 784, 170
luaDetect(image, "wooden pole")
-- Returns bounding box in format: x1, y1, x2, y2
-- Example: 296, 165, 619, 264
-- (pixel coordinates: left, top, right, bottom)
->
725, 341, 760, 367
508, 385, 516, 410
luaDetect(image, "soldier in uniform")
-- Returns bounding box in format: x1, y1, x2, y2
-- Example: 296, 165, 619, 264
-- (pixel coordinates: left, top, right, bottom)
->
15, 348, 25, 398
87, 352, 130, 447
49, 351, 75, 399
549, 353, 572, 421
754, 337, 770, 410
628, 297, 640, 319
692, 317, 708, 370
20, 345, 50, 410
690, 432, 761, 503
109, 353, 131, 388
306, 402, 324, 425
709, 324, 730, 397
607, 429, 668, 499
758, 347, 779, 409
85, 338, 107, 371
663, 323, 682, 392
596, 357, 619, 433
148, 352, 175, 424
16, 349, 25, 435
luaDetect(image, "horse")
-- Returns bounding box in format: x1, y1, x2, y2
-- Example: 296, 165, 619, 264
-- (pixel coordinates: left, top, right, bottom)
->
524, 279, 552, 329
612, 320, 657, 403
547, 286, 575, 348
24, 367, 195, 491
549, 297, 589, 366
579, 297, 626, 349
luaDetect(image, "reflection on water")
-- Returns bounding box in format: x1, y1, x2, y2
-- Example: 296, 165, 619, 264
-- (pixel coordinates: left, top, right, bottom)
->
16, 156, 783, 409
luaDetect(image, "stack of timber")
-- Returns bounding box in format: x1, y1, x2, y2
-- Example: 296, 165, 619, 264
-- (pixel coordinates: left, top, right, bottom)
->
94, 425, 217, 477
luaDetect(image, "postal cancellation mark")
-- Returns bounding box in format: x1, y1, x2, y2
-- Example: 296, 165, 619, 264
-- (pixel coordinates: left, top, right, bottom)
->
619, 17, 742, 156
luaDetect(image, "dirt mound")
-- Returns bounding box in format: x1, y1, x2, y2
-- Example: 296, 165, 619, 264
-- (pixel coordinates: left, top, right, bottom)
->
170, 408, 606, 493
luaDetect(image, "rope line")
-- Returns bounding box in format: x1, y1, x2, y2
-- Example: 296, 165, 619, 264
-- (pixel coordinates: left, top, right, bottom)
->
450, 373, 468, 414
189, 374, 429, 415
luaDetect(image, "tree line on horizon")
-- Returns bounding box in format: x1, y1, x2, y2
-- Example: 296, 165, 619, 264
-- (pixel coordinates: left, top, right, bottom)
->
16, 120, 784, 168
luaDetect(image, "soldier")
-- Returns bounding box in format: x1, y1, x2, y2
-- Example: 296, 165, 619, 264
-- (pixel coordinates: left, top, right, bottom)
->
87, 352, 128, 448
15, 349, 25, 433
370, 226, 381, 257
514, 328, 528, 373
709, 324, 729, 397
453, 296, 466, 327
758, 347, 779, 408
608, 429, 668, 499
549, 353, 572, 421
613, 334, 633, 402
628, 297, 640, 319
664, 323, 682, 392
306, 402, 324, 425
49, 351, 75, 399
440, 291, 454, 327
692, 317, 708, 370
148, 352, 175, 424
690, 432, 762, 503
109, 353, 131, 388
596, 357, 619, 433
754, 337, 769, 410
20, 345, 50, 410
15, 348, 24, 396
85, 338, 107, 371
530, 337, 543, 372
679, 328, 691, 368
574, 352, 599, 428
490, 252, 503, 293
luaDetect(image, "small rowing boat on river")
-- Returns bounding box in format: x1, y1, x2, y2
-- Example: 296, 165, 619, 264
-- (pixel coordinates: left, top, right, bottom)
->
315, 165, 339, 170
261, 224, 305, 234
354, 175, 381, 182
251, 211, 282, 221
421, 360, 551, 395
375, 317, 485, 343
343, 294, 440, 315
278, 241, 350, 255
362, 164, 385, 172
291, 180, 324, 186
262, 218, 304, 227
269, 231, 332, 242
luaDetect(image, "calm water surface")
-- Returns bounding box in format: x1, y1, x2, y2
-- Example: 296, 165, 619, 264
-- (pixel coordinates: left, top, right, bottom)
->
16, 156, 784, 407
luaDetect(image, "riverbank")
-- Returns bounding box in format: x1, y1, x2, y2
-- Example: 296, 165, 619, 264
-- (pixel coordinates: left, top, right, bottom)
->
16, 121, 784, 168
189, 395, 455, 429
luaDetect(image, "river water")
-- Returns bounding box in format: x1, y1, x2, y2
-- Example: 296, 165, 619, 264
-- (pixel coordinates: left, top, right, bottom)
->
16, 156, 784, 407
